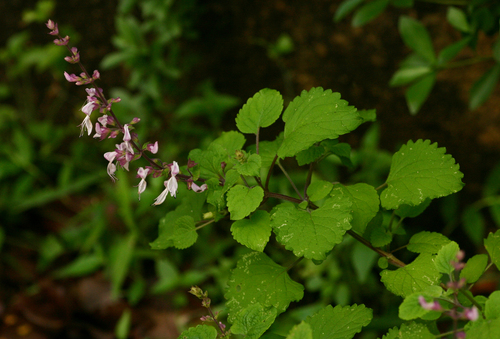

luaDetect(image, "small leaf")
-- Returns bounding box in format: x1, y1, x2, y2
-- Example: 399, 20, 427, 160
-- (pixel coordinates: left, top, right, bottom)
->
231, 210, 272, 252
396, 199, 431, 219
460, 254, 488, 284
380, 140, 464, 210
485, 291, 500, 320
227, 185, 264, 220
399, 286, 443, 320
437, 38, 471, 65
469, 64, 500, 110
407, 231, 451, 254
390, 66, 432, 87
324, 141, 354, 168
399, 16, 436, 63
352, 0, 390, 27
296, 144, 325, 166
305, 304, 373, 339
465, 317, 500, 339
336, 183, 379, 234
150, 216, 198, 250
447, 6, 470, 32
236, 88, 283, 134
286, 322, 313, 339
271, 186, 352, 260
236, 153, 262, 176
381, 253, 441, 297
435, 241, 459, 274
334, 0, 365, 22
231, 303, 278, 339
307, 180, 333, 202
405, 72, 436, 114
177, 324, 218, 339
225, 252, 304, 322
53, 253, 103, 278
485, 229, 500, 271
278, 87, 362, 159
381, 322, 434, 339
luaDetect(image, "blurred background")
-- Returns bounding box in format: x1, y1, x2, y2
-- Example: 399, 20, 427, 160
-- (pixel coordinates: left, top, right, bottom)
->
1, 0, 499, 338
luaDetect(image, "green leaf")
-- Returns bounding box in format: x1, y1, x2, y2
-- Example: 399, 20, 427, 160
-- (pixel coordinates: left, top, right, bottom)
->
212, 130, 247, 158
405, 72, 436, 114
462, 206, 485, 247
335, 183, 379, 234
285, 322, 313, 339
390, 66, 432, 87
380, 139, 464, 210
399, 16, 436, 63
278, 87, 362, 159
231, 210, 272, 252
150, 215, 198, 250
396, 199, 431, 218
435, 241, 460, 274
236, 88, 283, 134
466, 318, 500, 339
177, 324, 218, 339
53, 253, 103, 278
109, 234, 137, 300
231, 303, 278, 339
461, 254, 489, 284
470, 64, 500, 110
257, 134, 283, 168
391, 0, 413, 8
271, 187, 352, 260
305, 304, 372, 339
227, 185, 264, 220
115, 309, 132, 339
334, 0, 365, 22
381, 322, 434, 339
447, 6, 470, 32
485, 291, 500, 320
236, 153, 262, 176
307, 180, 334, 202
485, 229, 500, 270
407, 231, 451, 254
381, 253, 441, 297
352, 0, 390, 27
437, 38, 471, 65
324, 141, 354, 168
225, 252, 304, 323
352, 241, 379, 283
296, 144, 325, 166
399, 286, 443, 320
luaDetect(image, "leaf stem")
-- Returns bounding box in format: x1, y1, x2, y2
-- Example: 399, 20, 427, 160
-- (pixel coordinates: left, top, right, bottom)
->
277, 161, 304, 200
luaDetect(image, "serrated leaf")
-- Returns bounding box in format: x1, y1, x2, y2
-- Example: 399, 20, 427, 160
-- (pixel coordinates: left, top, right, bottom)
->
435, 241, 459, 274
381, 322, 434, 339
335, 183, 379, 234
286, 321, 313, 339
177, 324, 218, 339
237, 153, 262, 176
390, 66, 432, 87
305, 304, 372, 339
307, 180, 333, 202
447, 6, 470, 32
407, 231, 451, 254
150, 216, 197, 250
380, 139, 464, 210
399, 286, 443, 320
485, 291, 500, 320
225, 252, 304, 323
212, 130, 247, 157
352, 0, 390, 27
334, 0, 365, 22
396, 199, 431, 218
466, 317, 500, 339
231, 210, 272, 252
470, 64, 500, 110
236, 88, 283, 134
485, 229, 500, 270
231, 303, 278, 339
278, 87, 362, 159
381, 253, 441, 297
271, 188, 352, 260
461, 254, 488, 284
399, 16, 436, 63
405, 71, 436, 114
227, 185, 264, 220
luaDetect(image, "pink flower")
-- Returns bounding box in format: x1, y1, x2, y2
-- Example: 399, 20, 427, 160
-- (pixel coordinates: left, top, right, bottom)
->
463, 306, 479, 321
153, 162, 180, 205
64, 47, 80, 63
418, 296, 442, 311
104, 151, 118, 182
191, 183, 208, 193
147, 141, 158, 154
46, 20, 58, 35
136, 167, 150, 200
78, 115, 92, 137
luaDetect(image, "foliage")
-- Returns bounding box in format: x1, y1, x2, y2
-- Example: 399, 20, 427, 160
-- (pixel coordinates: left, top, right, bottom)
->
335, 0, 500, 114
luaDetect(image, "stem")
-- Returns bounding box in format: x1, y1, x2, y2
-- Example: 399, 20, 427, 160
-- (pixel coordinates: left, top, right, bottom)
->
277, 161, 304, 200
206, 306, 226, 336
265, 155, 278, 190
375, 182, 387, 191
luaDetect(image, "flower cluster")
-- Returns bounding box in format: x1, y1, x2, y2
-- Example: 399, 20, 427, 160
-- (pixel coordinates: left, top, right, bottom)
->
46, 19, 207, 205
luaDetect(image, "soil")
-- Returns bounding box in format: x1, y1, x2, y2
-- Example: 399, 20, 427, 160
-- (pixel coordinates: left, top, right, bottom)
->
2, 0, 500, 338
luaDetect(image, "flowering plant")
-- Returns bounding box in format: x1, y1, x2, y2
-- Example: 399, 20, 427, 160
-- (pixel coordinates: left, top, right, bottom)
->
47, 19, 500, 339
